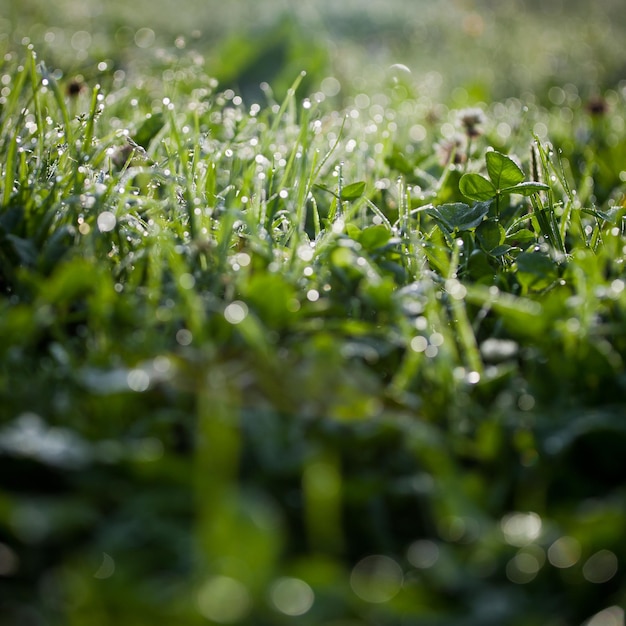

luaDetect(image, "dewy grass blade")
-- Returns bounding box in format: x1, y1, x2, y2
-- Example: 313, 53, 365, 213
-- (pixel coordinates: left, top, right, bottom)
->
310, 113, 347, 185
37, 60, 73, 146
446, 241, 483, 376
1, 62, 28, 209
82, 83, 101, 156
2, 130, 19, 209
0, 54, 28, 140
27, 48, 45, 161
269, 70, 306, 137
1, 96, 30, 209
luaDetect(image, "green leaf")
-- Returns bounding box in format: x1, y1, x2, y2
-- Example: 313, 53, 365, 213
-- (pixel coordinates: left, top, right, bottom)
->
476, 220, 505, 252
345, 223, 361, 239
582, 206, 623, 223
243, 273, 298, 330
459, 173, 496, 201
486, 151, 525, 189
515, 251, 558, 291
490, 244, 513, 257
426, 201, 491, 232
506, 228, 536, 247
502, 181, 550, 196
341, 181, 366, 201
467, 249, 495, 280
359, 224, 391, 250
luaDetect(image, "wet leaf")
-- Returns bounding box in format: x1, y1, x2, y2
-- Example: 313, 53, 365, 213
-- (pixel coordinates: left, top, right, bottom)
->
459, 173, 496, 201
427, 201, 491, 232
490, 244, 513, 257
486, 150, 525, 189
503, 181, 550, 196
341, 181, 366, 200
506, 228, 536, 247
359, 224, 391, 250
476, 219, 505, 252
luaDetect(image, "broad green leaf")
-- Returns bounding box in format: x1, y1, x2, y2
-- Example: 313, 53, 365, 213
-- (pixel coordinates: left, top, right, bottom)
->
506, 228, 536, 247
502, 181, 550, 196
426, 201, 490, 232
490, 244, 513, 257
345, 223, 361, 239
459, 173, 496, 201
359, 224, 391, 250
486, 150, 525, 189
341, 181, 366, 200
330, 246, 358, 270
476, 219, 505, 252
243, 273, 298, 329
515, 251, 558, 291
467, 249, 495, 280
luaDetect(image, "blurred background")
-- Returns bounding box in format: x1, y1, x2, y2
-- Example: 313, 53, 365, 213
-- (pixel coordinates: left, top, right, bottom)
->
2, 0, 626, 104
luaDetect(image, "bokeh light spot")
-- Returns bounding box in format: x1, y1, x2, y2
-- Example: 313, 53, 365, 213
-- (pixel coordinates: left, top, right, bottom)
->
583, 550, 618, 584
0, 542, 19, 576
547, 536, 581, 569
270, 577, 314, 616
350, 555, 403, 603
407, 540, 439, 569
127, 368, 150, 392
501, 511, 542, 546
97, 211, 116, 232
176, 328, 193, 346
197, 576, 251, 623
224, 301, 248, 324
135, 28, 155, 49
585, 606, 624, 626
506, 550, 540, 584
93, 552, 115, 579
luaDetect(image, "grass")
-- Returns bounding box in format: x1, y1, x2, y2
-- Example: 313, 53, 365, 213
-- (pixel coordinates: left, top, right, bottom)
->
1, 5, 626, 625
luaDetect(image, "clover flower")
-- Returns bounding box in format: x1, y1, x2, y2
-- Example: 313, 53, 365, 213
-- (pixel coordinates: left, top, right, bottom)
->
458, 107, 485, 137
435, 134, 467, 166
585, 95, 608, 117
66, 77, 86, 98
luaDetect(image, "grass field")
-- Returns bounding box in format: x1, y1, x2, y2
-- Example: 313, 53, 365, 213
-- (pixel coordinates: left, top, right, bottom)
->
1, 2, 626, 625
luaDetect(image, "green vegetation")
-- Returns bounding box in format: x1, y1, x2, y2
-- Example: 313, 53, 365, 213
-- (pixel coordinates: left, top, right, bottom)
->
1, 3, 626, 625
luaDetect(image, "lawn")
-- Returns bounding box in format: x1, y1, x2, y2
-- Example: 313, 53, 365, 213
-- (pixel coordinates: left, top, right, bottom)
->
1, 2, 626, 625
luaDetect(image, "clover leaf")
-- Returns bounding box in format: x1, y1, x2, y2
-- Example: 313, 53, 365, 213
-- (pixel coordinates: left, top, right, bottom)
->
460, 151, 549, 207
